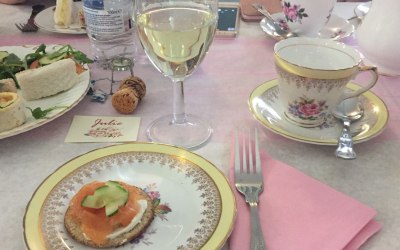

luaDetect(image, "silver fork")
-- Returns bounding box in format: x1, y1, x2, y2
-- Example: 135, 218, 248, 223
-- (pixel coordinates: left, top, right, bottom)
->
235, 128, 266, 250
15, 5, 45, 32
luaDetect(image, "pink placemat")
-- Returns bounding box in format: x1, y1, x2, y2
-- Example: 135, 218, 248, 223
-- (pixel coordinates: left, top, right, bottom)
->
228, 133, 381, 250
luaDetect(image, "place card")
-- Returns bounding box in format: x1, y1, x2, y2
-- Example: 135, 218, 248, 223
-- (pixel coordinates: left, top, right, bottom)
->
65, 115, 140, 143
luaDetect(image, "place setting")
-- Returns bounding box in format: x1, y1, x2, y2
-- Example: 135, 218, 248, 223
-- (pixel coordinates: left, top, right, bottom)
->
20, 0, 237, 249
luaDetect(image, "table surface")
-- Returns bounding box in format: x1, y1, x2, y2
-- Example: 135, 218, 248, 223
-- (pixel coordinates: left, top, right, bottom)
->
1, 1, 400, 250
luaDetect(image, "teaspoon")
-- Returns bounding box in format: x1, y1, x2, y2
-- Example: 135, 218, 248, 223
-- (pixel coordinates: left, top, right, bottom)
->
252, 3, 297, 39
332, 97, 364, 159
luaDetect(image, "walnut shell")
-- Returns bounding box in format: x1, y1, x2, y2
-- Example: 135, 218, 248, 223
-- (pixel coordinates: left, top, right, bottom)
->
112, 88, 139, 114
119, 76, 146, 101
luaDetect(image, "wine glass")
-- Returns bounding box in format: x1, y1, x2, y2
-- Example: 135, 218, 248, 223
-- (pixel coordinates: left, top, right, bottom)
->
135, 0, 218, 149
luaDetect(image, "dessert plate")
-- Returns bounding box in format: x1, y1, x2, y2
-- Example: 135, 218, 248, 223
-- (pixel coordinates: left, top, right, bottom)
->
260, 14, 355, 41
0, 45, 90, 140
249, 79, 389, 145
35, 4, 86, 34
24, 143, 236, 250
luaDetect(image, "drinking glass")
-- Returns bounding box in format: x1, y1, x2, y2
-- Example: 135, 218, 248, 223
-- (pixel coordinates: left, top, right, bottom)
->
135, 0, 218, 149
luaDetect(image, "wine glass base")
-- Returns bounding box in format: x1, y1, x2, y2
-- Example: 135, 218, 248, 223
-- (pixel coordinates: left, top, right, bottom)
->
146, 114, 213, 149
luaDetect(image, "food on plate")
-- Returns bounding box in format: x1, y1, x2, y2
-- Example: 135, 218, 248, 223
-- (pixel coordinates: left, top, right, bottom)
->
112, 76, 146, 114
64, 180, 154, 248
16, 58, 80, 101
0, 44, 92, 92
0, 92, 26, 132
0, 78, 17, 93
54, 0, 73, 27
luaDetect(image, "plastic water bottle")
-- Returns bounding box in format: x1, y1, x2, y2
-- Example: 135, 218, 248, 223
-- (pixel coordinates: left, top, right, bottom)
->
82, 0, 136, 69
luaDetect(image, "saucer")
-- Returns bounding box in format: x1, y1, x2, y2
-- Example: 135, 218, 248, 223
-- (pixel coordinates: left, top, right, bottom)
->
248, 79, 389, 145
260, 14, 355, 41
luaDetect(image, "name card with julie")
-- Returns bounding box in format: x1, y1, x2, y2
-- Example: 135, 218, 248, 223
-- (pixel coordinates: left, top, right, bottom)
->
65, 116, 141, 142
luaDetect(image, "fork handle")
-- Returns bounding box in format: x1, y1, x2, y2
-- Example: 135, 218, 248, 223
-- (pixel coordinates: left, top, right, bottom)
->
250, 203, 266, 250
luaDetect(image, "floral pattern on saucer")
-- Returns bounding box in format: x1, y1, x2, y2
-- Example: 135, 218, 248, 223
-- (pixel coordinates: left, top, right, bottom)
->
249, 79, 388, 145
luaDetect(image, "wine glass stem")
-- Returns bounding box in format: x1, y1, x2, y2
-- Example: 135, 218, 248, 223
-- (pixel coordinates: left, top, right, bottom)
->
172, 79, 186, 124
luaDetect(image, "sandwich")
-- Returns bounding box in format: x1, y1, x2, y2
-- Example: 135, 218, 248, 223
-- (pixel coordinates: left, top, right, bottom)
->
54, 0, 73, 27
16, 58, 80, 101
64, 180, 155, 248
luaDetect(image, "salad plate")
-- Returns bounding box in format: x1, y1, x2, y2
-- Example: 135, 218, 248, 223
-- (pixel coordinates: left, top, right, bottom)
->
24, 143, 236, 250
249, 79, 389, 145
260, 14, 355, 41
0, 45, 90, 139
35, 4, 86, 35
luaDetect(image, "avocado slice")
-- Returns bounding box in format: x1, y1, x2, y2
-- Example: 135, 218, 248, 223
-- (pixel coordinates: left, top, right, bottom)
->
81, 181, 129, 217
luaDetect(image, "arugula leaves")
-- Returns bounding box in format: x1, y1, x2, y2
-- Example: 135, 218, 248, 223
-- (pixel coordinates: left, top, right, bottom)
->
27, 106, 68, 119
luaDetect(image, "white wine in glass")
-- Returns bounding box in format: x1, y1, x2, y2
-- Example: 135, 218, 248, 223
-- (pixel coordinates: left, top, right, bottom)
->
135, 0, 218, 149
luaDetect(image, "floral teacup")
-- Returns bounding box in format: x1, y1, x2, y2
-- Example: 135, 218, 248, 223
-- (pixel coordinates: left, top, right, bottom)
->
281, 0, 336, 37
274, 37, 378, 128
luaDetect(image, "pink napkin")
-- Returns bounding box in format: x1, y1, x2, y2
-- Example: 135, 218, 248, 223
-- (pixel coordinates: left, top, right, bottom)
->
228, 134, 381, 250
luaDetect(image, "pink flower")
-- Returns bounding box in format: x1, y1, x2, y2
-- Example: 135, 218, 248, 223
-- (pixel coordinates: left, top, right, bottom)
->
147, 191, 160, 200
298, 103, 320, 117
286, 6, 299, 21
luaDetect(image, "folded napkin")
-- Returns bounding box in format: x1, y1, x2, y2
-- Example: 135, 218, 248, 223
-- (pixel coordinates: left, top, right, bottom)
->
228, 134, 381, 250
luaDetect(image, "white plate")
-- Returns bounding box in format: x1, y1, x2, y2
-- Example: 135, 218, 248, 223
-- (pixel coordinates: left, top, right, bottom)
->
23, 143, 236, 250
260, 14, 355, 41
35, 4, 86, 34
249, 79, 389, 145
0, 45, 90, 139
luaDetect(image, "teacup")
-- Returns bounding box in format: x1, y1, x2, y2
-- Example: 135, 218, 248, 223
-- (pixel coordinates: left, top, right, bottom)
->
274, 37, 378, 128
281, 0, 336, 37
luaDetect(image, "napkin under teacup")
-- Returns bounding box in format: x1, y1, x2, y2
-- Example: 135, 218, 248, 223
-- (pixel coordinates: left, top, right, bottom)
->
228, 133, 381, 250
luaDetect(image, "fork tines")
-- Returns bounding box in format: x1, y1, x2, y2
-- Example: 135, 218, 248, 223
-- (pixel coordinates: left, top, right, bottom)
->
235, 128, 263, 177
15, 22, 38, 32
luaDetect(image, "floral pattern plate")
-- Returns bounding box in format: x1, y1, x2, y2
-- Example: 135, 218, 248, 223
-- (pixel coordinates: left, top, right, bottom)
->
249, 79, 389, 145
23, 143, 236, 250
0, 45, 90, 140
260, 13, 355, 40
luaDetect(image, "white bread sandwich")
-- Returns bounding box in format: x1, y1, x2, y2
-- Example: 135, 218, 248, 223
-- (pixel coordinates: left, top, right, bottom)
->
0, 92, 26, 132
54, 0, 73, 27
16, 58, 79, 101
64, 180, 155, 248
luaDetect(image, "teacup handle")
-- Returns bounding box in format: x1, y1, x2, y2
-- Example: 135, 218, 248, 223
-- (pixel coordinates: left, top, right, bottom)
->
342, 65, 378, 100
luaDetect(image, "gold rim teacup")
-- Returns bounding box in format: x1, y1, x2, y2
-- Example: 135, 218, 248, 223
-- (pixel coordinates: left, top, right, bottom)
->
274, 37, 378, 128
